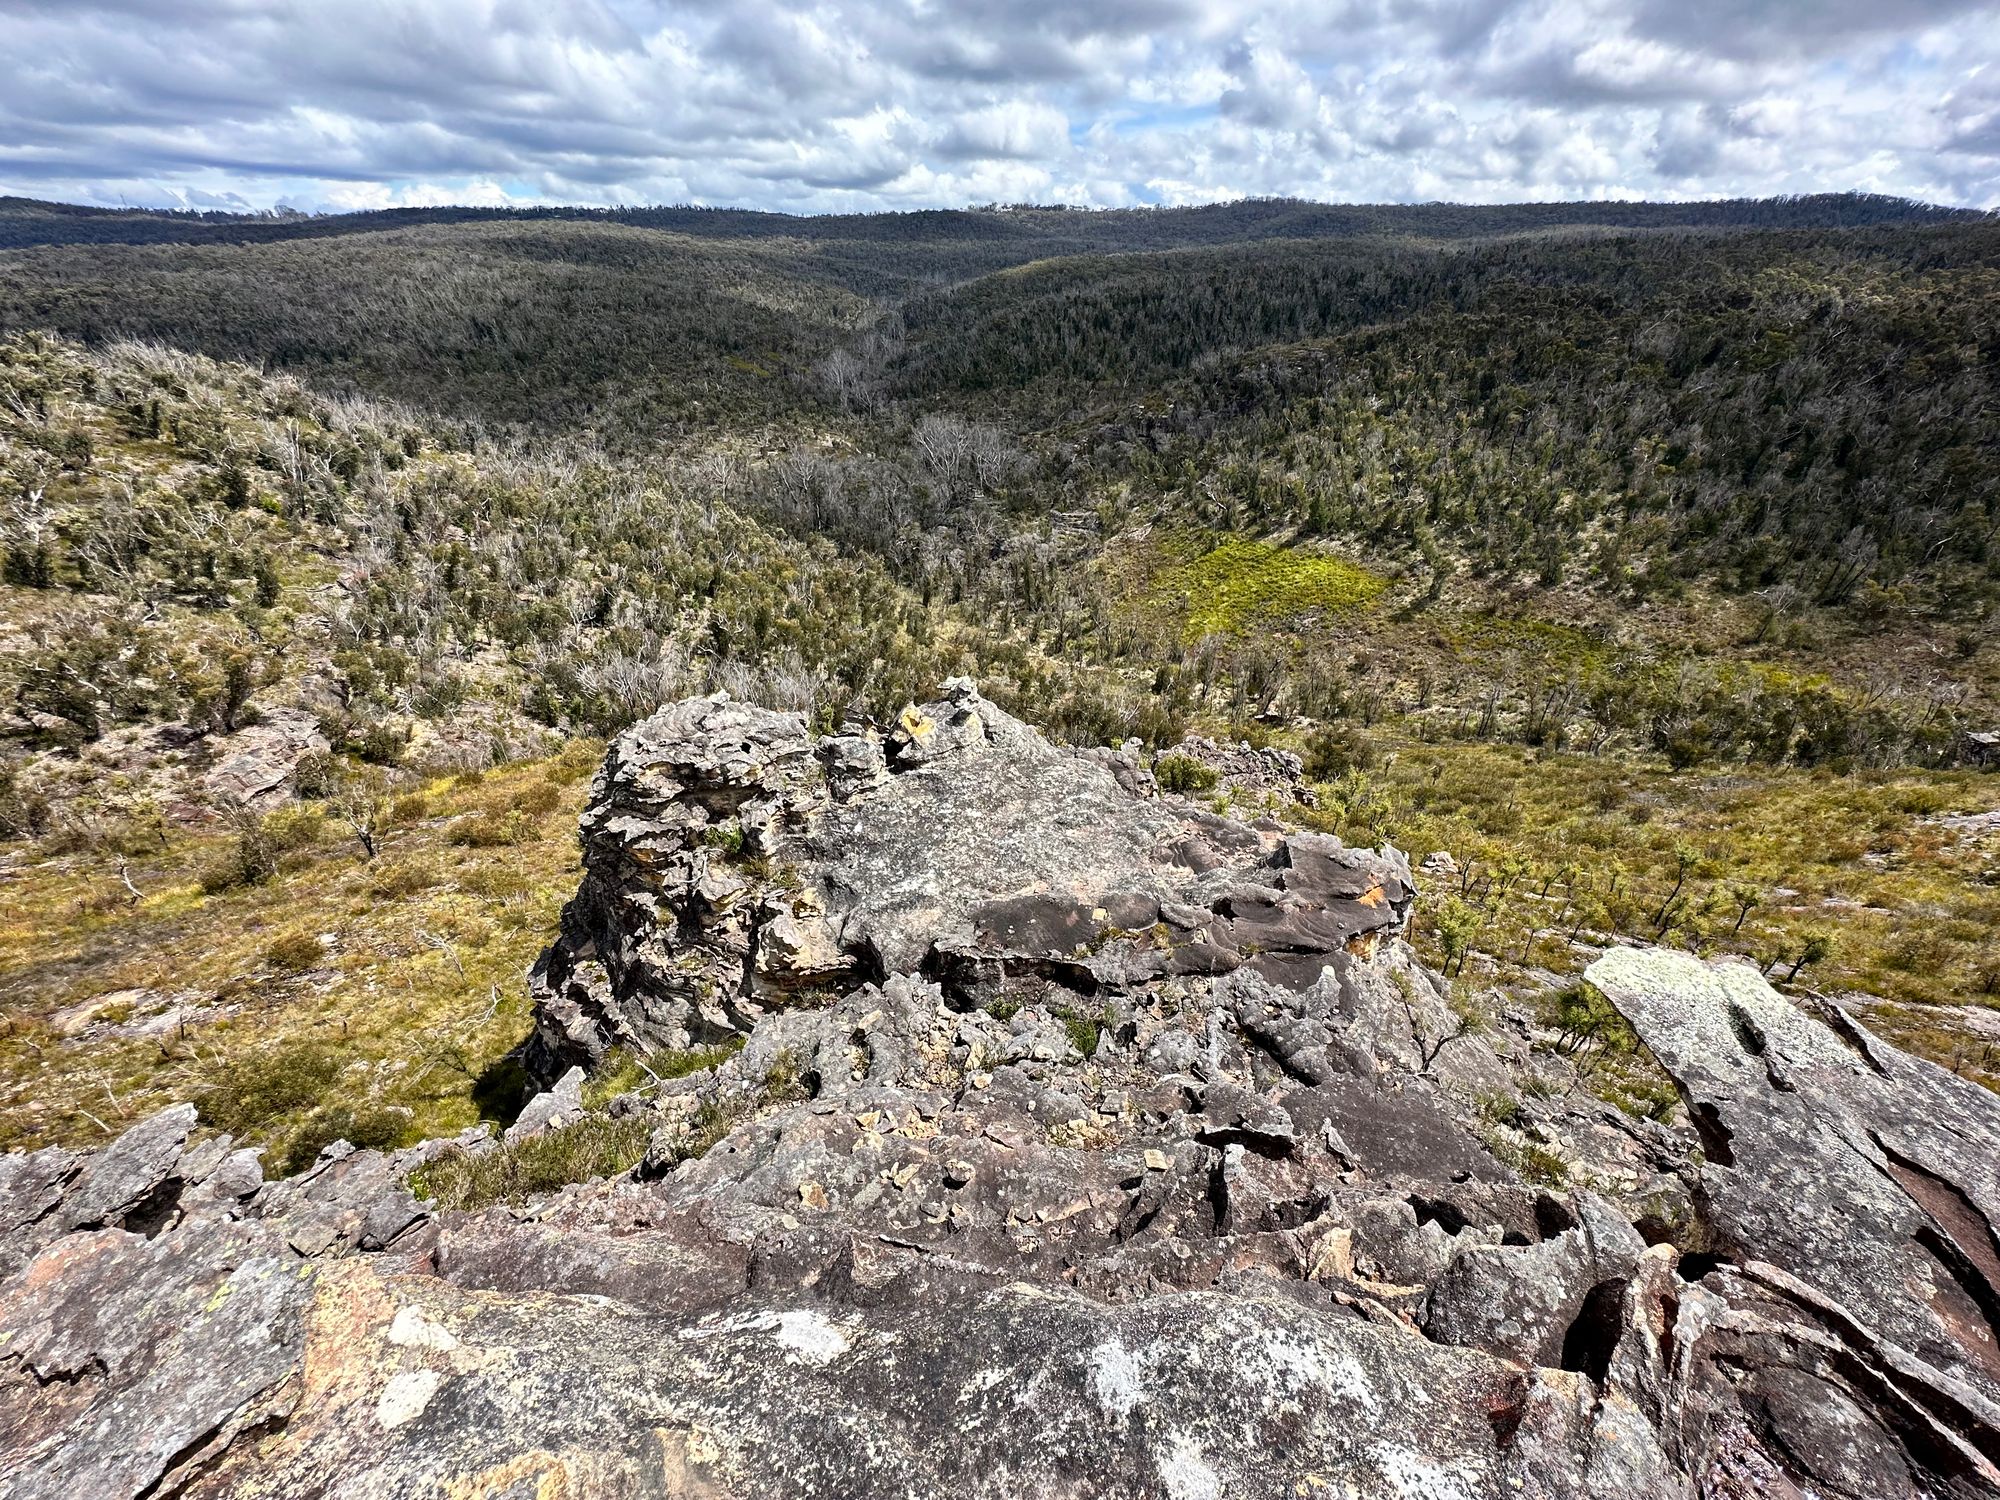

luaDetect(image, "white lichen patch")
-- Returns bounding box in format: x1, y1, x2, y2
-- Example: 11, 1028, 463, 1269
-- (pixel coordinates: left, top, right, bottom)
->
1368, 1442, 1477, 1500
1256, 1331, 1382, 1418
677, 1307, 853, 1366
773, 1309, 851, 1365
386, 1305, 459, 1353
376, 1369, 443, 1430
1088, 1340, 1146, 1419
959, 1366, 1011, 1398
1158, 1433, 1223, 1500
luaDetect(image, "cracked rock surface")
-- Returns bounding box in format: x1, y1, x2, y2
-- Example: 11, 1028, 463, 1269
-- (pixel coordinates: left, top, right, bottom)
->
4, 688, 1999, 1498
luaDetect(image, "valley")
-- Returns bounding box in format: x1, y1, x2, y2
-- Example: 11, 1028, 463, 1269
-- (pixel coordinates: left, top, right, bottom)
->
0, 192, 1995, 1164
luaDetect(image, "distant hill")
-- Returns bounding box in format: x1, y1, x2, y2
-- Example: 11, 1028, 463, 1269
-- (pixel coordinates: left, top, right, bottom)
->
1, 192, 1989, 431
0, 191, 1980, 261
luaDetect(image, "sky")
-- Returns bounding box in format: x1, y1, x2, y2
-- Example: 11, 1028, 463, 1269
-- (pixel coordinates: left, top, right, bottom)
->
2, 0, 1998, 215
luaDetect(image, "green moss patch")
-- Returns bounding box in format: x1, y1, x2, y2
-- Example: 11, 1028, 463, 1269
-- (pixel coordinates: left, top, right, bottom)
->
1153, 536, 1387, 639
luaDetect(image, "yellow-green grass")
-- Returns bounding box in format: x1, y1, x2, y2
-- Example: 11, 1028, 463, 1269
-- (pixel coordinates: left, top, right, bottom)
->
9, 715, 1997, 1177
0, 747, 597, 1157
1153, 535, 1388, 639
1433, 614, 1610, 670
1250, 729, 2000, 1089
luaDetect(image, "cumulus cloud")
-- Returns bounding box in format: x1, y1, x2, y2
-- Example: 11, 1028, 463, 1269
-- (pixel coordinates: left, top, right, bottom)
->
0, 0, 1994, 212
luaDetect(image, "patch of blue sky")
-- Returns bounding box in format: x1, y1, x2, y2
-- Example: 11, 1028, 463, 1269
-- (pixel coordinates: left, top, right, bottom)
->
1103, 102, 1221, 137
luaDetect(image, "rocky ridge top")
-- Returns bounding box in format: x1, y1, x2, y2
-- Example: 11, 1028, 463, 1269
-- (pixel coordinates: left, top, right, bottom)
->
3, 684, 1998, 1499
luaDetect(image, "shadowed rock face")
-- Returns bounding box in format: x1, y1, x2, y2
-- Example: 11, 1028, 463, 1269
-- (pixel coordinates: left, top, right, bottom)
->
4, 693, 1999, 1498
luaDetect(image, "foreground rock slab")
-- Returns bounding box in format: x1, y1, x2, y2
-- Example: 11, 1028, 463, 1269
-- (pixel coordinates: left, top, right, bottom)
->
4, 691, 1999, 1498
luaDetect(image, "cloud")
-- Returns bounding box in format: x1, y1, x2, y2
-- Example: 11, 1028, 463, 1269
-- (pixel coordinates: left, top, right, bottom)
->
0, 0, 1995, 213
940, 102, 1072, 161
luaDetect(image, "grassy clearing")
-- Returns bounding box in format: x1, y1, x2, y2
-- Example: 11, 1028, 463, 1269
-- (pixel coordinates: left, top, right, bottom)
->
0, 747, 597, 1156
1262, 727, 2000, 1089
1152, 535, 1388, 639
1433, 614, 1610, 672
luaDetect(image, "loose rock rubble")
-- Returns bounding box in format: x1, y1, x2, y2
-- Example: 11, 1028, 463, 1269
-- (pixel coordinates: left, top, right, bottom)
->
4, 684, 1998, 1499
1162, 731, 1320, 807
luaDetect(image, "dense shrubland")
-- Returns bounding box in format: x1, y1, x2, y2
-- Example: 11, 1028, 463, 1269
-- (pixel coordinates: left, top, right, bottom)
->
896, 225, 1998, 615
867, 224, 1999, 769
0, 334, 1004, 779
0, 222, 870, 432
5, 199, 1992, 776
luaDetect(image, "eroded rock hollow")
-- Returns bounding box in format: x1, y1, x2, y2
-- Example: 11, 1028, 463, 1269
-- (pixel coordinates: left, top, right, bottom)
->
5, 684, 1999, 1499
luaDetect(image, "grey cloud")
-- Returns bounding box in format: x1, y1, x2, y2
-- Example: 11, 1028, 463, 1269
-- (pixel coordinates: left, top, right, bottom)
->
0, 0, 1996, 213
1625, 0, 1995, 57
1650, 105, 1729, 178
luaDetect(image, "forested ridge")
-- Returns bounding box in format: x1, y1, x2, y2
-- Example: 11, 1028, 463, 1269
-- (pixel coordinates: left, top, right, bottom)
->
1, 190, 1971, 254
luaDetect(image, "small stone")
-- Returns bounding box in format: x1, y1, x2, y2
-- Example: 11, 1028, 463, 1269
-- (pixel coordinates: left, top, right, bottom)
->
1143, 1149, 1171, 1171
387, 1306, 460, 1353
376, 1370, 443, 1431
943, 1159, 975, 1187
799, 1182, 829, 1210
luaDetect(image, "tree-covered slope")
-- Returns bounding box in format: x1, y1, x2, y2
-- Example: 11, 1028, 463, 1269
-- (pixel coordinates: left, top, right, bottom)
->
0, 221, 871, 431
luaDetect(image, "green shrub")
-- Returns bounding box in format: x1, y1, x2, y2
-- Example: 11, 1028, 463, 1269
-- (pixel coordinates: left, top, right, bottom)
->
388, 792, 432, 826
1055, 1004, 1110, 1059
762, 1046, 808, 1103
701, 822, 747, 854
291, 751, 338, 799
457, 863, 529, 899
1304, 724, 1377, 780
275, 1103, 408, 1176
196, 1041, 342, 1137
655, 1039, 744, 1081
1154, 753, 1220, 795
262, 804, 324, 852
0, 763, 52, 841
511, 779, 563, 817
1493, 1135, 1570, 1187
199, 828, 277, 892
265, 932, 325, 973
355, 721, 409, 766
449, 810, 532, 847
367, 858, 442, 898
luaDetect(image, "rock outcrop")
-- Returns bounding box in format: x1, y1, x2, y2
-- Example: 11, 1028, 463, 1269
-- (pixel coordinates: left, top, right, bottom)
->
4, 687, 1998, 1499
527, 680, 1418, 1078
